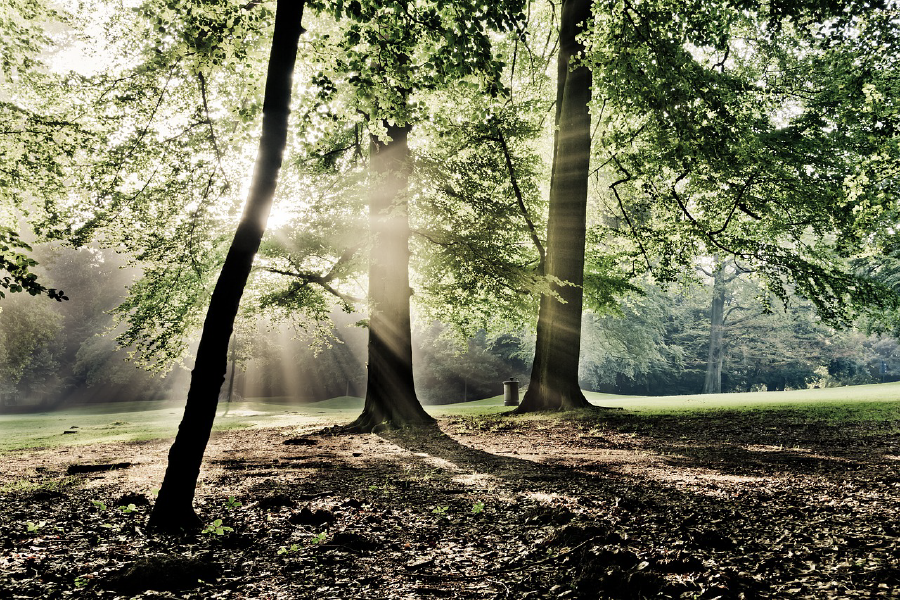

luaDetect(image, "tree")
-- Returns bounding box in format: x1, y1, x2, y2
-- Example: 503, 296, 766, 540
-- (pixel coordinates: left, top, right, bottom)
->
516, 0, 593, 412
248, 1, 526, 430
0, 295, 63, 404
585, 0, 898, 314
346, 122, 434, 431
699, 257, 752, 394
414, 323, 524, 404
148, 0, 306, 531
511, 0, 899, 410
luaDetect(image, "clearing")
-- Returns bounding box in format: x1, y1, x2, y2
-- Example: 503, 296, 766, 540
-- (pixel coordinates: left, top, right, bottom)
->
1, 384, 899, 599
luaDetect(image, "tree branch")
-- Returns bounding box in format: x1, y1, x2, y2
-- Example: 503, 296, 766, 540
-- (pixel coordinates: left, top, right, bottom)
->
496, 129, 545, 273
265, 266, 362, 305
610, 157, 652, 272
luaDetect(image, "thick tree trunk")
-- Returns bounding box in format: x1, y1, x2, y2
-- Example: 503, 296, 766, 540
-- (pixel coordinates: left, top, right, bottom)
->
347, 123, 434, 432
703, 262, 726, 394
147, 0, 305, 532
517, 0, 592, 413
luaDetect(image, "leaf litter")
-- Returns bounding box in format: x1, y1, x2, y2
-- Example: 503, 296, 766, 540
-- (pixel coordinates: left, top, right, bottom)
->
1, 407, 898, 598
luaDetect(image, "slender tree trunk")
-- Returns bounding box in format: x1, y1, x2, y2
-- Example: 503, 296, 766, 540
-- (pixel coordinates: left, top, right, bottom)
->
703, 261, 727, 394
227, 347, 237, 403
517, 0, 592, 413
148, 0, 305, 531
347, 123, 434, 432
222, 336, 237, 416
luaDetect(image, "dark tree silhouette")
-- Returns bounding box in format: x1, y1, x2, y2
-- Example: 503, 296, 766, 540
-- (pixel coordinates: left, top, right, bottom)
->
517, 0, 593, 413
148, 0, 306, 531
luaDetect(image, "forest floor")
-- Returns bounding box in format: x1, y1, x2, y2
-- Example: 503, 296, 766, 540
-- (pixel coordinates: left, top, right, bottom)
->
1, 404, 899, 599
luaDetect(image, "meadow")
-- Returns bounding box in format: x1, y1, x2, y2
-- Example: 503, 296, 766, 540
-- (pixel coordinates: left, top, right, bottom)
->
2, 381, 897, 454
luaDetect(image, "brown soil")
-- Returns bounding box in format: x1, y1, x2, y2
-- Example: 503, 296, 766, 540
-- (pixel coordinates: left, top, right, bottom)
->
1, 408, 899, 599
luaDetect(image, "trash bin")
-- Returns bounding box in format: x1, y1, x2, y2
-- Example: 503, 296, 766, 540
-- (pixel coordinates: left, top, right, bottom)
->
503, 378, 520, 406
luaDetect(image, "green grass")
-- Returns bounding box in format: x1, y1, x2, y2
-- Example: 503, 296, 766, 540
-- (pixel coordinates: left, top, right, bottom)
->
0, 399, 356, 454
429, 382, 900, 422
2, 382, 898, 454
582, 382, 900, 416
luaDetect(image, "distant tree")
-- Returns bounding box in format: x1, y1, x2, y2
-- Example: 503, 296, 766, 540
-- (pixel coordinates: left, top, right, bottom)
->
699, 257, 752, 394
578, 288, 678, 395
0, 296, 63, 404
414, 324, 524, 404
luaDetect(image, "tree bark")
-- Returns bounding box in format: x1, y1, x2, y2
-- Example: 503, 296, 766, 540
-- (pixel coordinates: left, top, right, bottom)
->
347, 123, 434, 432
148, 0, 305, 531
703, 261, 727, 394
517, 0, 593, 413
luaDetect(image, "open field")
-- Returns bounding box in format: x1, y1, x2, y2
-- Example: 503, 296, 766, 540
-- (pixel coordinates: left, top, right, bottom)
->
1, 383, 898, 598
2, 382, 898, 454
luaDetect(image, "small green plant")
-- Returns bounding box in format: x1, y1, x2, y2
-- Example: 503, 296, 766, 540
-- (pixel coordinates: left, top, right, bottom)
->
432, 505, 449, 516
119, 503, 138, 514
201, 519, 233, 535
471, 501, 485, 515
26, 520, 45, 533
310, 531, 327, 545
224, 496, 242, 510
91, 500, 107, 511
277, 543, 300, 555
74, 577, 88, 588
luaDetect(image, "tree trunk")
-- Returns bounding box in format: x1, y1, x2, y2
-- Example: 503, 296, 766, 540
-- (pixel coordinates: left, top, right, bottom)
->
227, 341, 237, 404
703, 261, 727, 394
347, 123, 434, 432
222, 336, 237, 416
147, 0, 305, 531
517, 0, 592, 413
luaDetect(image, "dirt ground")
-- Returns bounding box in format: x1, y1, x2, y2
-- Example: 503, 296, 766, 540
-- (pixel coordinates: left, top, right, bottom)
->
1, 408, 899, 599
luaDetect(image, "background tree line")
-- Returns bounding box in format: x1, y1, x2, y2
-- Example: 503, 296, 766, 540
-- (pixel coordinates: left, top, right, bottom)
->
3, 243, 896, 409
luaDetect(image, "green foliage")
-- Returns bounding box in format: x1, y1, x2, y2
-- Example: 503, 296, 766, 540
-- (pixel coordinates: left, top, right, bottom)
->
0, 229, 67, 301
277, 543, 300, 555
0, 0, 61, 79
25, 521, 43, 533
0, 292, 64, 391
577, 273, 900, 396
584, 0, 900, 326
201, 518, 233, 535
7, 0, 899, 397
414, 323, 531, 404
414, 99, 548, 335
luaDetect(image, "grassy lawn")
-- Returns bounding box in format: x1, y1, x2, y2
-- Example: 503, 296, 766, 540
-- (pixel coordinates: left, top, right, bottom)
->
1, 381, 898, 454
0, 399, 359, 454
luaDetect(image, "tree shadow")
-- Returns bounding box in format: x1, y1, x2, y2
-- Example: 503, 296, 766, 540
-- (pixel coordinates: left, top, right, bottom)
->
586, 409, 896, 479
376, 423, 582, 486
